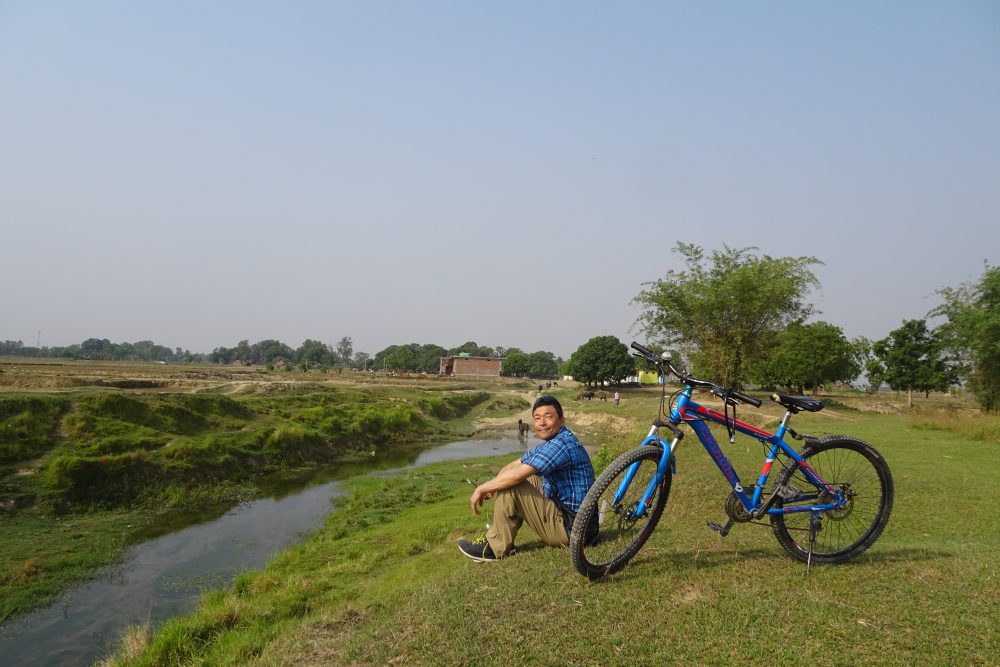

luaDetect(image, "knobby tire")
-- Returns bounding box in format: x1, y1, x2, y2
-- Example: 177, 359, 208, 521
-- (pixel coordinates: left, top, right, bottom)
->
569, 444, 671, 580
770, 436, 893, 565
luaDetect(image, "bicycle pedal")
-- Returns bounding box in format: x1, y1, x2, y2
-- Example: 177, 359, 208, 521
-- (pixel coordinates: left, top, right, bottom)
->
706, 520, 733, 537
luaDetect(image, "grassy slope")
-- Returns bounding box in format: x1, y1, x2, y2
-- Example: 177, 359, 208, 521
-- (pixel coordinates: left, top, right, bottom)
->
105, 391, 999, 667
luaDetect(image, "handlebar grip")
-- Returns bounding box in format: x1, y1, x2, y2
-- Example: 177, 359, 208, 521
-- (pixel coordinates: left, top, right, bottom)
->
732, 390, 762, 408
630, 341, 656, 359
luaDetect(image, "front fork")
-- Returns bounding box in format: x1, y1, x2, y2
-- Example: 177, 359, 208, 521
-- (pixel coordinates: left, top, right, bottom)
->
614, 423, 680, 519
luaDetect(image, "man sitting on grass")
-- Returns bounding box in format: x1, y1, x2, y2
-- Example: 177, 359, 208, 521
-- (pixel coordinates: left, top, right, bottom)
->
458, 395, 595, 562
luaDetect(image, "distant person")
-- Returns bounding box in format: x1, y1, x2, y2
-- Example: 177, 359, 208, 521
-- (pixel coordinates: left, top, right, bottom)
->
458, 396, 594, 561
613, 391, 620, 408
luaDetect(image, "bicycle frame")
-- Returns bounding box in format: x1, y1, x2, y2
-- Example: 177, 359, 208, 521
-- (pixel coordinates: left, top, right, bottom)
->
616, 384, 844, 520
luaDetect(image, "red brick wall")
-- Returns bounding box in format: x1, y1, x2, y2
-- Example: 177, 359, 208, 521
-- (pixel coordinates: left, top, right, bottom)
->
444, 357, 501, 377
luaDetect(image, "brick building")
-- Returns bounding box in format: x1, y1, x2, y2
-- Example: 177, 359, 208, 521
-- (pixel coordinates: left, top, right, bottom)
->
439, 355, 502, 378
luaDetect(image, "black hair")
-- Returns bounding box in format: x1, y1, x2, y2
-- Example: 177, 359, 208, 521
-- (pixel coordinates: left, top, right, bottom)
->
532, 395, 563, 418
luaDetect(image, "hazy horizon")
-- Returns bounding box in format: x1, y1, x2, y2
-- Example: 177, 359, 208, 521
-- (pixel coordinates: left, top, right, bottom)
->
3, 2, 998, 360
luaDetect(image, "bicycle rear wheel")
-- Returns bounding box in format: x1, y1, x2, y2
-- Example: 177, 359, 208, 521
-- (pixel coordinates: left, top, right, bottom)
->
770, 436, 893, 565
569, 444, 671, 580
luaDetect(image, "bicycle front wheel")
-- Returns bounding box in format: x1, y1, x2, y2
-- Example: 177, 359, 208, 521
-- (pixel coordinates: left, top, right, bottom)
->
770, 436, 893, 565
569, 444, 671, 580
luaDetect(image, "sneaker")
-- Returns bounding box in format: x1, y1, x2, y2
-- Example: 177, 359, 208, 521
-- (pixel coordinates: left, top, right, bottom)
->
457, 536, 498, 562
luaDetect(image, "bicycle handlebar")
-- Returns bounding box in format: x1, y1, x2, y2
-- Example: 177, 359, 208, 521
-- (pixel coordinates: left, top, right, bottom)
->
630, 341, 763, 408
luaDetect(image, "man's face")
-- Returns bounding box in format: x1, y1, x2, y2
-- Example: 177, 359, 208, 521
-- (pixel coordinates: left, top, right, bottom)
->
532, 405, 564, 440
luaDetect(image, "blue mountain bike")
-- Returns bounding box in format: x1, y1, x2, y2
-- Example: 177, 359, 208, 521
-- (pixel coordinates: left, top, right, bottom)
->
569, 342, 894, 580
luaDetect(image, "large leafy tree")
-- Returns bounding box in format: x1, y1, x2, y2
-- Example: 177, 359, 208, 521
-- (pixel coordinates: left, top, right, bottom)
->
296, 339, 335, 370
634, 243, 821, 386
872, 319, 955, 408
232, 339, 253, 363
567, 336, 635, 387
527, 351, 560, 378
931, 265, 1000, 413
252, 339, 294, 365
501, 349, 531, 376
752, 321, 861, 394
80, 338, 113, 359
385, 346, 416, 371
415, 344, 448, 373
374, 344, 421, 371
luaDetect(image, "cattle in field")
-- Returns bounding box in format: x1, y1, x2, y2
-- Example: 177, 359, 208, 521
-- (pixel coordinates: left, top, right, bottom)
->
517, 419, 530, 437
580, 390, 595, 400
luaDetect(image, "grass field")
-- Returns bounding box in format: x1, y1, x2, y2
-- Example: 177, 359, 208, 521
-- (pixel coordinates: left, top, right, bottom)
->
98, 384, 999, 667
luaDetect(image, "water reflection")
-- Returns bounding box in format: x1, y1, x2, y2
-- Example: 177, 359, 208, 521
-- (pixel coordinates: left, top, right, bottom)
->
0, 433, 528, 667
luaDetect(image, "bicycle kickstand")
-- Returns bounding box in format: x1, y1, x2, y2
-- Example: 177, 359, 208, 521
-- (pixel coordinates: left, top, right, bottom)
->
805, 512, 822, 576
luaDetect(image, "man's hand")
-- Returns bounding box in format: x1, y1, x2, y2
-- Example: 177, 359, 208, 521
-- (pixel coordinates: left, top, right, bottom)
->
470, 485, 494, 515
467, 459, 538, 515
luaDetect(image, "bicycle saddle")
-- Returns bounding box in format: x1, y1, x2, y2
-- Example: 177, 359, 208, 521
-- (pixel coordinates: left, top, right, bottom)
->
770, 394, 824, 413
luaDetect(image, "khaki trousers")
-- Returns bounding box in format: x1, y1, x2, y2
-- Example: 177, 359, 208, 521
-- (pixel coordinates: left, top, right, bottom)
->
486, 476, 568, 556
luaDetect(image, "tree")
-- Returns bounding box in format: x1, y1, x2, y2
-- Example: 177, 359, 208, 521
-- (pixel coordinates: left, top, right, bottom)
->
232, 339, 253, 364
295, 339, 334, 370
633, 243, 821, 386
449, 341, 480, 356
209, 346, 234, 364
384, 345, 416, 371
567, 336, 635, 387
252, 339, 294, 365
415, 344, 448, 373
865, 358, 887, 394
335, 337, 354, 367
501, 350, 531, 377
80, 338, 112, 360
931, 264, 1000, 412
527, 351, 560, 379
872, 320, 955, 409
352, 351, 371, 371
752, 321, 861, 394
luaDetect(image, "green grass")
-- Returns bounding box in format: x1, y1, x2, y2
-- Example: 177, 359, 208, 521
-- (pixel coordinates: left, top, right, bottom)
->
101, 394, 1000, 667
0, 509, 153, 624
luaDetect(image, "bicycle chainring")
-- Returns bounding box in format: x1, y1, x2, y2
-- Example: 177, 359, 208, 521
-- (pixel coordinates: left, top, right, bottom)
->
724, 487, 754, 523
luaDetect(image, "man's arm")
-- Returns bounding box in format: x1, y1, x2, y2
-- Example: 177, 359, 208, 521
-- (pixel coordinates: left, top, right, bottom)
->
469, 459, 538, 515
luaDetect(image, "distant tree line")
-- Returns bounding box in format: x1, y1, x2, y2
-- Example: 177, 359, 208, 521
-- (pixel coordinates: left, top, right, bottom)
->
0, 335, 566, 379
0, 338, 203, 363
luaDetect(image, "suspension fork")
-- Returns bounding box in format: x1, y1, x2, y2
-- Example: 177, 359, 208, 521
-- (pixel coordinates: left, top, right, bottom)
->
613, 421, 682, 517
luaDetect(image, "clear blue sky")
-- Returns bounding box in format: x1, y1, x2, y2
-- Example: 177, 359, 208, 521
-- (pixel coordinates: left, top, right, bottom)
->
2, 1, 998, 359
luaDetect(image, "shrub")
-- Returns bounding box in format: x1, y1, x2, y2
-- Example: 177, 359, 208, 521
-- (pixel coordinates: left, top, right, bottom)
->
45, 452, 156, 503
0, 395, 70, 463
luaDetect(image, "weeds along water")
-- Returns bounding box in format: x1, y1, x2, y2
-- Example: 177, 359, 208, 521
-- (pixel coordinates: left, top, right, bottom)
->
1, 369, 529, 626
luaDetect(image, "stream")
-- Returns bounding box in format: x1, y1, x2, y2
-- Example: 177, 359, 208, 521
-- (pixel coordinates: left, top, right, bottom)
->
0, 432, 530, 666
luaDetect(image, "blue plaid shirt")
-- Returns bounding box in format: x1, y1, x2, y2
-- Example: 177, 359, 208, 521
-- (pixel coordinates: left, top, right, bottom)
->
521, 426, 594, 513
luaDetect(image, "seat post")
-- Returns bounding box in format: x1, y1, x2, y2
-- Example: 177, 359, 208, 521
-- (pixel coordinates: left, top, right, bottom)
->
779, 411, 793, 432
